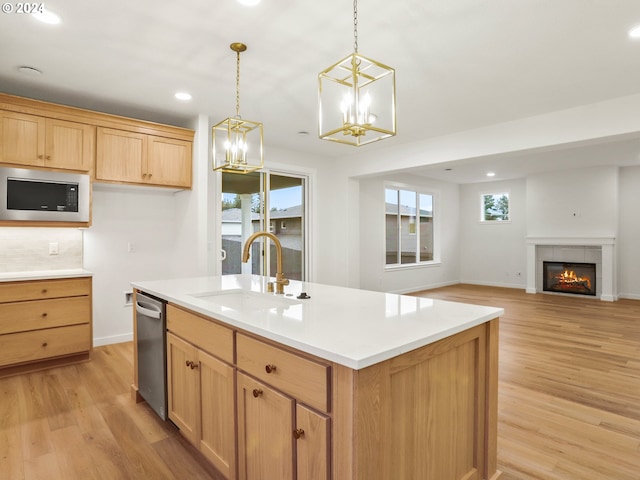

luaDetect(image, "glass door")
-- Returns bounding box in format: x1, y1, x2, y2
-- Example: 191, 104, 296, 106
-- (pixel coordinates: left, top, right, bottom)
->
221, 171, 307, 281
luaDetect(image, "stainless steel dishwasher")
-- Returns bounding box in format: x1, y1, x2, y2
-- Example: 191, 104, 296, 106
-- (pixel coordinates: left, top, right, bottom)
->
135, 292, 167, 420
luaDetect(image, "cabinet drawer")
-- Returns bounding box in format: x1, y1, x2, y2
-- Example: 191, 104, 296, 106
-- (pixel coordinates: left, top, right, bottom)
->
0, 296, 90, 334
166, 304, 234, 364
0, 323, 91, 367
237, 334, 330, 412
0, 277, 91, 303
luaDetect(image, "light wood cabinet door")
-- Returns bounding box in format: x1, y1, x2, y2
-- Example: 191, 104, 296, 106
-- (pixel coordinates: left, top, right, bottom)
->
198, 349, 236, 480
95, 127, 146, 183
0, 111, 45, 166
237, 372, 294, 480
167, 333, 199, 445
45, 118, 94, 171
296, 404, 330, 480
147, 135, 192, 187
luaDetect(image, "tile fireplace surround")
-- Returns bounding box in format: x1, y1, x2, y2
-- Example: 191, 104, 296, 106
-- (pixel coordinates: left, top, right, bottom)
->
526, 237, 616, 301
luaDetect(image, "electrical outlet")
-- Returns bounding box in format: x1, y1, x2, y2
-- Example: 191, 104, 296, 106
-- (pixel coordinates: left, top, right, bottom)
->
127, 242, 135, 253
49, 242, 59, 255
516, 272, 522, 277
124, 291, 133, 306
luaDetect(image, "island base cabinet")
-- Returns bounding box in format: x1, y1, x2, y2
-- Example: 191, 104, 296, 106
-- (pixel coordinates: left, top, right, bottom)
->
167, 333, 198, 445
167, 333, 237, 480
296, 404, 330, 480
336, 321, 498, 480
237, 372, 294, 480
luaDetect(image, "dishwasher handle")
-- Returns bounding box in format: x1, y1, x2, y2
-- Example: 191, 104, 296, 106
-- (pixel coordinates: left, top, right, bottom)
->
136, 300, 162, 320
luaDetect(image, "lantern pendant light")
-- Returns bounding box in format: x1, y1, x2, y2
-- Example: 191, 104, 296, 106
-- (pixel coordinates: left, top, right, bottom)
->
318, 0, 396, 146
212, 42, 264, 173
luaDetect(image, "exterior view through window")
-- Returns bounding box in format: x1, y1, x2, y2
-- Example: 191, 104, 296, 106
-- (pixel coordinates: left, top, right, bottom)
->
221, 171, 306, 281
385, 188, 434, 266
481, 193, 509, 221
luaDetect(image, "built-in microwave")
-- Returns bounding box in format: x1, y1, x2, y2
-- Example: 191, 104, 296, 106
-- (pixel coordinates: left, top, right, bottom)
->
0, 166, 90, 223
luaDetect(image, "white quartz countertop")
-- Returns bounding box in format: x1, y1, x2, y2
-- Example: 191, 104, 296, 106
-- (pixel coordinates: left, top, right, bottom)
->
0, 269, 93, 282
131, 275, 504, 370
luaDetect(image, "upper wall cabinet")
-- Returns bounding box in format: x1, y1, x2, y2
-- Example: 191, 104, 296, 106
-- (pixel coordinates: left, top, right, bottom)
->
96, 128, 192, 188
0, 111, 94, 172
0, 93, 194, 189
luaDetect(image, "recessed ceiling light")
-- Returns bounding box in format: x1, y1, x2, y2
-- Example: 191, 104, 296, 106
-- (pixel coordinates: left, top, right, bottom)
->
444, 168, 453, 171
17, 66, 42, 76
297, 131, 309, 136
175, 92, 192, 101
237, 0, 261, 5
486, 172, 496, 177
32, 9, 61, 25
629, 25, 640, 38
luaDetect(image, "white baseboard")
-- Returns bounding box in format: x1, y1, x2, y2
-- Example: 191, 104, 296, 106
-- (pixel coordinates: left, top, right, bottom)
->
93, 332, 133, 347
390, 280, 459, 295
461, 280, 526, 290
618, 293, 640, 300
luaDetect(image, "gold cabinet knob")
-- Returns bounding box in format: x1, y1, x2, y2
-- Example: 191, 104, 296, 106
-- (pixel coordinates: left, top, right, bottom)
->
46, 155, 51, 160
142, 173, 147, 178
185, 360, 193, 367
42, 342, 48, 347
37, 154, 43, 159
190, 362, 198, 370
293, 428, 305, 439
252, 388, 263, 398
41, 312, 48, 317
265, 364, 277, 374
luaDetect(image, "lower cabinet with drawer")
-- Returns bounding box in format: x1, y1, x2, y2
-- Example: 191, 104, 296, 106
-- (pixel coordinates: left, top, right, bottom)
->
164, 304, 331, 480
0, 276, 92, 377
166, 305, 236, 480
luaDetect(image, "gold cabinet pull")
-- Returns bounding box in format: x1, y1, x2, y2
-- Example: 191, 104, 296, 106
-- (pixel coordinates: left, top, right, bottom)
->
252, 388, 263, 398
265, 364, 277, 374
293, 428, 305, 439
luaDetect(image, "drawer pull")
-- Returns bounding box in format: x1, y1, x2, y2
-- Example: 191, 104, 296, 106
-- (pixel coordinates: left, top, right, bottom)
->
42, 312, 48, 317
293, 428, 305, 439
42, 342, 48, 347
252, 388, 263, 398
41, 289, 48, 294
265, 364, 277, 374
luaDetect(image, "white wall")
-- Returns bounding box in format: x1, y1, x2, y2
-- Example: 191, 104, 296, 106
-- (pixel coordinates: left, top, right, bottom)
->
526, 166, 618, 237
358, 173, 460, 293
83, 186, 183, 345
618, 166, 640, 299
459, 179, 527, 288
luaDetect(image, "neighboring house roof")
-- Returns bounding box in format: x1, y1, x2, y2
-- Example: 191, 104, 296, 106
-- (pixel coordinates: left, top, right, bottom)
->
221, 205, 303, 223
221, 208, 261, 223
385, 203, 432, 217
270, 205, 302, 219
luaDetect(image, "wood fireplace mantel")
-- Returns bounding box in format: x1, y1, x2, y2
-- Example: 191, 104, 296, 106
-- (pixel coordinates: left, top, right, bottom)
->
525, 236, 616, 301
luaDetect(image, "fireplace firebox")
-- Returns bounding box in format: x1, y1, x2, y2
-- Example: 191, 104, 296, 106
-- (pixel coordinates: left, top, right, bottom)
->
543, 261, 596, 296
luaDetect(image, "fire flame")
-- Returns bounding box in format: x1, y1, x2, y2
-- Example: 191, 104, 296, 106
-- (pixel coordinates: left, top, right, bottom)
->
555, 269, 591, 290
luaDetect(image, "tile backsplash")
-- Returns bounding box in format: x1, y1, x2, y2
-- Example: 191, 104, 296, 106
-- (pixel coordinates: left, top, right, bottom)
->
0, 227, 83, 272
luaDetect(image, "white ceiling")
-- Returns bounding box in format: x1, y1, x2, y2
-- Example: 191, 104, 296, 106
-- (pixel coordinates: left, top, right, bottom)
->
2, 0, 640, 183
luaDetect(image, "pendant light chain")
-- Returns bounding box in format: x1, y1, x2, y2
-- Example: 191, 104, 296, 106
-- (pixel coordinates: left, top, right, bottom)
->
235, 49, 241, 118
353, 0, 358, 53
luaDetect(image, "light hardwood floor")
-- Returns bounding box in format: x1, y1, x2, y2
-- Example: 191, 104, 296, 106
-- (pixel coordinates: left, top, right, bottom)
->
411, 284, 640, 480
1, 285, 638, 479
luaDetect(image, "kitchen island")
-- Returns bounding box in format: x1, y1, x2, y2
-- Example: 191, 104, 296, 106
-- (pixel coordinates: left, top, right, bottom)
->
131, 274, 503, 480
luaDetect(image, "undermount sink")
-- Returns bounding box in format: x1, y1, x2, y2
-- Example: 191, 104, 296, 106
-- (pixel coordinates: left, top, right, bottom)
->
189, 289, 301, 311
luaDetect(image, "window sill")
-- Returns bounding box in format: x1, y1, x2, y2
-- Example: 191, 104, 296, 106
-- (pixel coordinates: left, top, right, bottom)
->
479, 220, 512, 225
385, 261, 441, 271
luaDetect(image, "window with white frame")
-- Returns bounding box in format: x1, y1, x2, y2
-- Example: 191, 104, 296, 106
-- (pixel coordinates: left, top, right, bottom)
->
481, 192, 510, 222
385, 188, 434, 266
